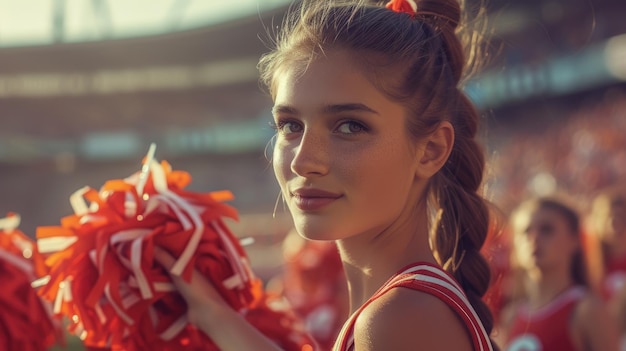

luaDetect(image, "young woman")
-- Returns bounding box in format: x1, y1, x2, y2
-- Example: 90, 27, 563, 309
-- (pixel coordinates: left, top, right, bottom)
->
156, 0, 498, 349
587, 185, 626, 299
586, 185, 626, 349
502, 198, 618, 351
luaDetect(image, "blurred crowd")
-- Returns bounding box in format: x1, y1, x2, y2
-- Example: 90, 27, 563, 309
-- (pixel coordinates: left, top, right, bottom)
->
489, 89, 626, 214
1, 50, 626, 351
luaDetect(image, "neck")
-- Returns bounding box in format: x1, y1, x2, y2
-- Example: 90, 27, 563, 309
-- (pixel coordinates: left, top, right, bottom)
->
336, 208, 436, 314
525, 266, 575, 310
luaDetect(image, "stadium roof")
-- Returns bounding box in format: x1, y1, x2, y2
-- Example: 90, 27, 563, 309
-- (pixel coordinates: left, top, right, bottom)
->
0, 0, 292, 47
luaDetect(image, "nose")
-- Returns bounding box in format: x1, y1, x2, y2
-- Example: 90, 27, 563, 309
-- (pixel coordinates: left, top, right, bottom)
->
526, 228, 543, 248
290, 130, 330, 177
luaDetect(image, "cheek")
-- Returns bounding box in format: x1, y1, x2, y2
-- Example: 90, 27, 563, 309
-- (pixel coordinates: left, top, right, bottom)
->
611, 216, 626, 235
355, 144, 415, 193
514, 236, 532, 258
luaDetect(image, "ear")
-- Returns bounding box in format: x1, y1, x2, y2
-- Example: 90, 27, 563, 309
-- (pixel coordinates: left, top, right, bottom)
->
415, 121, 454, 179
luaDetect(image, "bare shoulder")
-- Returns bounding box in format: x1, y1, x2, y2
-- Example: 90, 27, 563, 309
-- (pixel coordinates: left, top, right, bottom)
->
571, 291, 620, 351
574, 292, 609, 322
353, 287, 474, 351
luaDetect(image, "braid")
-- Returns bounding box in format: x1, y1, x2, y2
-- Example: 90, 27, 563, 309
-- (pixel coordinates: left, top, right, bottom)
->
431, 103, 494, 331
415, 0, 498, 346
431, 95, 497, 345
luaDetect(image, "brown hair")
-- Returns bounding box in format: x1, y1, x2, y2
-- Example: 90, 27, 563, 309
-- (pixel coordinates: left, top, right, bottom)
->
259, 0, 495, 345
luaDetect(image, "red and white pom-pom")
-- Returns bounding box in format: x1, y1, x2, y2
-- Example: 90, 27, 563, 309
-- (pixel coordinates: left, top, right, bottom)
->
34, 145, 314, 351
0, 213, 63, 351
386, 0, 418, 16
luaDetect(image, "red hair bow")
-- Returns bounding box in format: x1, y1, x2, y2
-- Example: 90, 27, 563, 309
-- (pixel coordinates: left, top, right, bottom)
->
386, 0, 418, 17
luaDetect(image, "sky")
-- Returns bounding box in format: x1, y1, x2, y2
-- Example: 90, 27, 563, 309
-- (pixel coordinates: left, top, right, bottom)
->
0, 0, 293, 47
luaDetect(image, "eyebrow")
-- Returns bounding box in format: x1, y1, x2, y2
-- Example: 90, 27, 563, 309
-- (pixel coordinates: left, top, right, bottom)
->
272, 103, 380, 116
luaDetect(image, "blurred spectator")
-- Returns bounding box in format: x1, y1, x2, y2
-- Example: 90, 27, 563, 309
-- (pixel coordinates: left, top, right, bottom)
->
585, 184, 626, 348
586, 184, 626, 298
498, 197, 618, 351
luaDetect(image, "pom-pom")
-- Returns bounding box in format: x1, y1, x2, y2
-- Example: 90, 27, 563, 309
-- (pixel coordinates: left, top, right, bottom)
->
35, 145, 314, 350
0, 213, 62, 351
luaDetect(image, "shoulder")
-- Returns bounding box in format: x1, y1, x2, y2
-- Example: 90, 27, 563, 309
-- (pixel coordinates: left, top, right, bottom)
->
571, 290, 620, 351
353, 286, 474, 351
572, 291, 608, 324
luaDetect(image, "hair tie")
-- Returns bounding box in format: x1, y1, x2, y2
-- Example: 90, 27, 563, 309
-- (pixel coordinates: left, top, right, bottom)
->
386, 0, 459, 30
385, 0, 417, 17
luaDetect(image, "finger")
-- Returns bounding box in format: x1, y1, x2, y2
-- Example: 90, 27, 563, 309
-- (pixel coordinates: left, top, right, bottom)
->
153, 246, 225, 304
154, 246, 191, 289
154, 246, 196, 298
154, 246, 176, 270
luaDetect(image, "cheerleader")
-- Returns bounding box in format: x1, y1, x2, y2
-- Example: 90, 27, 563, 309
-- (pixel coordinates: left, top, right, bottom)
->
502, 198, 618, 351
155, 0, 499, 349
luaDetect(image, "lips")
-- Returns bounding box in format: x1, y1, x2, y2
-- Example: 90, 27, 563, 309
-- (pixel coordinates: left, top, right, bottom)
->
291, 188, 342, 211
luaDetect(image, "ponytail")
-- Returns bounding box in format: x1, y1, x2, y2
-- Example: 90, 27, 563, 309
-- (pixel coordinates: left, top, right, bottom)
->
430, 94, 495, 335
412, 0, 497, 344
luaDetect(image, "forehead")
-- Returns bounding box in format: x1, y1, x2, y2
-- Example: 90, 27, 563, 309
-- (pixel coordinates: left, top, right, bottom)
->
272, 50, 403, 114
528, 207, 569, 228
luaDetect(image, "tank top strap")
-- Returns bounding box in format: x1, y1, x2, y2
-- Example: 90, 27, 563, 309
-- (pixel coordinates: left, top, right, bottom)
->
388, 263, 493, 351
333, 262, 493, 351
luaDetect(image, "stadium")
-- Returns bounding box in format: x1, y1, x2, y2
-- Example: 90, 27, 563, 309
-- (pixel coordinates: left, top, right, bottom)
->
0, 0, 625, 350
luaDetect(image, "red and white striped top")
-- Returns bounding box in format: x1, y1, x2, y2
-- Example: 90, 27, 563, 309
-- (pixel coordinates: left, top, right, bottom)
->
332, 262, 494, 351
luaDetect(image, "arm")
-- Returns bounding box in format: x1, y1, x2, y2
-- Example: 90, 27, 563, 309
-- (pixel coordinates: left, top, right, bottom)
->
572, 293, 620, 351
354, 288, 474, 351
154, 248, 283, 351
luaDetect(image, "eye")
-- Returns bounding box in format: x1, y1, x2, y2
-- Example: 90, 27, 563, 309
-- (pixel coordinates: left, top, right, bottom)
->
271, 120, 303, 135
336, 121, 367, 134
539, 224, 555, 236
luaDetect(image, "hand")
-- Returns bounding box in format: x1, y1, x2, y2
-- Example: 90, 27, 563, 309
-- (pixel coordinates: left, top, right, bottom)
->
154, 246, 283, 351
153, 246, 227, 327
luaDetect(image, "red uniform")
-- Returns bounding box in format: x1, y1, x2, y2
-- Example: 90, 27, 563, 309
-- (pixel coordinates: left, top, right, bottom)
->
506, 287, 585, 351
604, 256, 626, 299
332, 262, 493, 351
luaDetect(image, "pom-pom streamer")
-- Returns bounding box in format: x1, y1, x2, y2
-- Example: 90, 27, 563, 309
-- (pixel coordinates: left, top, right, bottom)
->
35, 145, 314, 351
0, 213, 62, 351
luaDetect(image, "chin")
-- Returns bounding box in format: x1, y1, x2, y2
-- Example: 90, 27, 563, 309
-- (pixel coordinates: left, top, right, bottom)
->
293, 221, 343, 242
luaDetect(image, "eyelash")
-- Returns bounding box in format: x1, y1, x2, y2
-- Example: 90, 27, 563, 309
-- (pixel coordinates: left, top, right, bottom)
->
269, 119, 369, 135
269, 119, 302, 136
337, 120, 368, 134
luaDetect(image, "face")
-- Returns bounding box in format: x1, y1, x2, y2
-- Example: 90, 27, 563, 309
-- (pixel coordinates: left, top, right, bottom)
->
601, 198, 626, 257
271, 50, 426, 241
607, 201, 626, 242
514, 206, 579, 273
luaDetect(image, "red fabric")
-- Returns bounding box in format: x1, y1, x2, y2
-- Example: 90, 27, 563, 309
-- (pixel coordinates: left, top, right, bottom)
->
481, 225, 511, 326
385, 0, 417, 17
35, 160, 314, 351
602, 255, 626, 299
0, 213, 62, 351
506, 287, 584, 351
